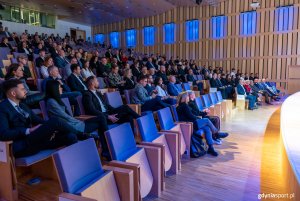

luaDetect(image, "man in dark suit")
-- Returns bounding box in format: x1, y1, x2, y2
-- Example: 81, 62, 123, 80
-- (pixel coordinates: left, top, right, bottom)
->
0, 79, 77, 158
105, 48, 113, 59
35, 49, 46, 68
54, 49, 69, 68
156, 65, 168, 84
251, 78, 271, 104
67, 64, 88, 93
82, 76, 140, 130
186, 69, 204, 94
210, 73, 228, 99
96, 57, 111, 77
146, 57, 156, 70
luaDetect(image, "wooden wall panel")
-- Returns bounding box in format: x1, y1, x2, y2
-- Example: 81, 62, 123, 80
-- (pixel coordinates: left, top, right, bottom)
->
92, 0, 300, 82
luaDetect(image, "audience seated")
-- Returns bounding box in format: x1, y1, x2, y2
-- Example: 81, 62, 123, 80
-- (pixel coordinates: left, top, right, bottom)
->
35, 49, 46, 68
81, 60, 94, 80
176, 92, 219, 156
237, 79, 257, 110
122, 68, 135, 91
45, 80, 110, 159
96, 57, 111, 77
156, 65, 168, 84
83, 76, 140, 130
67, 63, 88, 93
186, 68, 204, 94
17, 55, 32, 79
167, 75, 182, 96
154, 76, 177, 105
5, 64, 44, 106
0, 79, 77, 158
54, 49, 69, 69
131, 75, 170, 112
108, 63, 124, 89
40, 56, 54, 79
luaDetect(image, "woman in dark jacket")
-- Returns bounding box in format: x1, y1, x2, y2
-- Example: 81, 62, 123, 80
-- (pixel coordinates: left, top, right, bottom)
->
176, 92, 219, 156
45, 80, 111, 160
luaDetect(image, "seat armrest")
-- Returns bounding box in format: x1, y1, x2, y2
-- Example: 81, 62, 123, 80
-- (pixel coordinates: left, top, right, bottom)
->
75, 115, 96, 121
160, 132, 180, 173
137, 145, 162, 197
58, 193, 96, 201
174, 122, 192, 157
108, 161, 141, 201
139, 142, 165, 190
103, 166, 134, 201
127, 104, 141, 115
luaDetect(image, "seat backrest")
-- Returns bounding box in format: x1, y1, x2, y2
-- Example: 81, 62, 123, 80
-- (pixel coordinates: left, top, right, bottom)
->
39, 100, 49, 120
170, 105, 179, 122
175, 84, 183, 93
53, 139, 104, 194
10, 58, 18, 64
124, 89, 135, 104
209, 92, 218, 105
136, 113, 160, 142
76, 96, 86, 115
104, 91, 123, 108
216, 91, 223, 102
105, 123, 138, 161
195, 97, 204, 111
37, 79, 43, 92
61, 98, 73, 116
97, 77, 106, 89
201, 94, 212, 108
197, 75, 203, 80
157, 107, 175, 130
13, 52, 27, 59
35, 67, 41, 79
182, 83, 191, 91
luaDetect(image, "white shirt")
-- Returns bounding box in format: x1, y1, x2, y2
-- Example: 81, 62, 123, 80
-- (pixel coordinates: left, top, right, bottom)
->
155, 85, 167, 97
74, 73, 87, 90
91, 90, 106, 113
81, 68, 94, 79
40, 66, 49, 78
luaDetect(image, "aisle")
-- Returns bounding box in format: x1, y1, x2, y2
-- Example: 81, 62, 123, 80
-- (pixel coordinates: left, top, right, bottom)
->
148, 104, 283, 201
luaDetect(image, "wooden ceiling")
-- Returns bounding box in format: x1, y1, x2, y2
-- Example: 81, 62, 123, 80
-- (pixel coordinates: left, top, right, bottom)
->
2, 0, 227, 25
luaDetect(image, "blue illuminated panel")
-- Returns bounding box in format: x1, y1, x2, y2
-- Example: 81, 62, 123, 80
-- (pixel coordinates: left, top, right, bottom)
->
94, 33, 105, 44
144, 26, 155, 46
109, 32, 120, 48
275, 6, 294, 31
240, 11, 257, 35
212, 16, 227, 39
164, 23, 175, 44
125, 29, 137, 47
186, 20, 199, 42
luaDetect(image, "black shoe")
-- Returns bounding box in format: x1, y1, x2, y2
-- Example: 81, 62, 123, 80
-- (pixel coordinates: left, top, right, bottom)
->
216, 132, 229, 139
257, 102, 262, 106
207, 147, 218, 156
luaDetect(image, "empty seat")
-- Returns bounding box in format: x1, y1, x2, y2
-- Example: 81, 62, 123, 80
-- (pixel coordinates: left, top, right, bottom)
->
105, 123, 162, 198
137, 113, 179, 173
53, 139, 134, 201
157, 107, 192, 158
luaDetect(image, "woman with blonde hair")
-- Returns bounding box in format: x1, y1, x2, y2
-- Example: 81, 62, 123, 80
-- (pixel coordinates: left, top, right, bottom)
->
176, 91, 219, 156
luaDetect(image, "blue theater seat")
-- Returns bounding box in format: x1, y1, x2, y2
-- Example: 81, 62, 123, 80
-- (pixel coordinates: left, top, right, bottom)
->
53, 139, 134, 201
105, 123, 163, 198
157, 107, 192, 158
137, 113, 179, 173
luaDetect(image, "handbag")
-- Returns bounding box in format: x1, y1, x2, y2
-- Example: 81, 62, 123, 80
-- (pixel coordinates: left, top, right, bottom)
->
190, 131, 207, 158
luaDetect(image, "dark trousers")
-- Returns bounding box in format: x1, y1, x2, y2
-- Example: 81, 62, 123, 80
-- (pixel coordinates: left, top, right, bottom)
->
84, 116, 109, 157
162, 98, 177, 105
107, 105, 140, 129
205, 115, 220, 131
141, 97, 170, 112
13, 118, 78, 158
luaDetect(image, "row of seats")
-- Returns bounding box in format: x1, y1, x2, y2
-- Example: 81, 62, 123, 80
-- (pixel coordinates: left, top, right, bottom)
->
0, 90, 230, 201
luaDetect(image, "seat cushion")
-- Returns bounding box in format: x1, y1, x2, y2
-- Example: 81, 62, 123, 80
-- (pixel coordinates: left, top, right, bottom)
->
15, 149, 56, 166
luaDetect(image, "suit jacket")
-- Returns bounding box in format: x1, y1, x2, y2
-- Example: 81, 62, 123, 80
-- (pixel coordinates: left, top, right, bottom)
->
210, 78, 222, 88
237, 84, 246, 95
35, 57, 45, 68
54, 56, 69, 68
144, 84, 155, 95
131, 67, 141, 78
186, 74, 195, 83
146, 61, 155, 69
82, 90, 114, 118
96, 63, 110, 77
42, 76, 71, 92
176, 102, 197, 122
167, 83, 180, 96
188, 100, 207, 117
46, 98, 84, 132
0, 99, 44, 141
123, 77, 135, 90
156, 71, 168, 84
67, 74, 87, 93
131, 84, 151, 104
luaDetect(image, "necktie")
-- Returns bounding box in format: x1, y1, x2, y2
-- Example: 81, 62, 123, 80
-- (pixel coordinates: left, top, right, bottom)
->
77, 75, 87, 90
15, 105, 29, 118
94, 92, 107, 112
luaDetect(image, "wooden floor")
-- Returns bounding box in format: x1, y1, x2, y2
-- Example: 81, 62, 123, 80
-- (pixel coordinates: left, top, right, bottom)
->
147, 103, 286, 201
18, 102, 288, 201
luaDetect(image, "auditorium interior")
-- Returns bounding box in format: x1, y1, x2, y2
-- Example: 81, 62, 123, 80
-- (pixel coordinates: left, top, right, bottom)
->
0, 0, 299, 201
